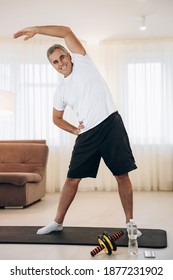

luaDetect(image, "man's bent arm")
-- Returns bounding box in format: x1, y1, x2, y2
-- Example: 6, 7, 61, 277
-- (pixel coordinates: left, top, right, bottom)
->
13, 25, 86, 55
53, 108, 84, 135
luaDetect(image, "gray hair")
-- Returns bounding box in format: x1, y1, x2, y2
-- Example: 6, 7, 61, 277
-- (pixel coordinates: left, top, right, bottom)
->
47, 44, 69, 61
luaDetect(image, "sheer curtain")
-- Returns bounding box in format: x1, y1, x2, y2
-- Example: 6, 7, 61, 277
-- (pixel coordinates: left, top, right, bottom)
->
0, 38, 173, 192
97, 40, 173, 191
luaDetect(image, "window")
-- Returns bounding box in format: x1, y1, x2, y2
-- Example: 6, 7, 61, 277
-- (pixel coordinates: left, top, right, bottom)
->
126, 62, 163, 144
0, 62, 60, 141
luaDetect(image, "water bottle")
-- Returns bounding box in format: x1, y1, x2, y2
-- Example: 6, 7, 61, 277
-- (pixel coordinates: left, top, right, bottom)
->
128, 219, 138, 255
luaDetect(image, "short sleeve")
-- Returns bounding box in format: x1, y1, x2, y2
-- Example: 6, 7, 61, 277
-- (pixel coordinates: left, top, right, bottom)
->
53, 88, 67, 111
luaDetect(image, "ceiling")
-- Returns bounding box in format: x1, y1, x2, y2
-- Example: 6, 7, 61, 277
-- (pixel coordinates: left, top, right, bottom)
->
1, 0, 173, 43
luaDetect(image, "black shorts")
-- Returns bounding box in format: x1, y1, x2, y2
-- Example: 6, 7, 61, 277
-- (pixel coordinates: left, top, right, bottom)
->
67, 112, 137, 178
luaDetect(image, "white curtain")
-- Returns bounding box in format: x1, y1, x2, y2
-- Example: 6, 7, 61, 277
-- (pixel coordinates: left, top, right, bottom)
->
97, 40, 173, 191
0, 38, 173, 192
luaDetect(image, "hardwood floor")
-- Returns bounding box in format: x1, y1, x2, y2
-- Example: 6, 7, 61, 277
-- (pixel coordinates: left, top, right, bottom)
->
0, 191, 172, 260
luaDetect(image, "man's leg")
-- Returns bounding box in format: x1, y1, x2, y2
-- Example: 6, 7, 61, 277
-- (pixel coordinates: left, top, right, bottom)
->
54, 178, 81, 224
37, 178, 81, 234
115, 173, 142, 236
115, 173, 133, 224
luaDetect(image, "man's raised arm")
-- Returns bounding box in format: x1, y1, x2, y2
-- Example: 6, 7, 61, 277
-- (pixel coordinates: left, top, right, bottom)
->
13, 25, 86, 55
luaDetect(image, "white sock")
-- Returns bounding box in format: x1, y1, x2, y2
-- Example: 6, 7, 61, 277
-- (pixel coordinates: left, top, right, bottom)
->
37, 221, 63, 235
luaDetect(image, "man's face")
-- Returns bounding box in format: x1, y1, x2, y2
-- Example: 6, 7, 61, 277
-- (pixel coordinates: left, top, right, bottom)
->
49, 48, 73, 77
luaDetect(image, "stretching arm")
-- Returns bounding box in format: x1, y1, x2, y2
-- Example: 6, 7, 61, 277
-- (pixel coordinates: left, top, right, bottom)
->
13, 25, 86, 55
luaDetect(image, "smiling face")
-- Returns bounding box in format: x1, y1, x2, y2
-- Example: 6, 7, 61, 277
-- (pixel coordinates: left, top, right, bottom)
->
48, 48, 73, 77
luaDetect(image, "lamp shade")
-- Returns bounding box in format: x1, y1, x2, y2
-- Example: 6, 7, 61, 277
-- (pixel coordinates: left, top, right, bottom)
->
0, 90, 14, 112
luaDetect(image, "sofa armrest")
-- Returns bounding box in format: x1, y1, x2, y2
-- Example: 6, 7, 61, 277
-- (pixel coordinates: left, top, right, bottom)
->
0, 172, 41, 186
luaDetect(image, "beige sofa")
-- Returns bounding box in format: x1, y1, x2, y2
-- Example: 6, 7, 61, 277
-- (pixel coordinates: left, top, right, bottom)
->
0, 140, 48, 207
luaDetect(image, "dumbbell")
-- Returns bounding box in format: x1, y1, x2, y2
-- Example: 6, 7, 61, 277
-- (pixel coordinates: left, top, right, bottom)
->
90, 230, 124, 257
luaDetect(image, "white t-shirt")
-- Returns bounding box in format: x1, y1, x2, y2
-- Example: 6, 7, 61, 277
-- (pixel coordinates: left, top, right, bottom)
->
53, 53, 117, 133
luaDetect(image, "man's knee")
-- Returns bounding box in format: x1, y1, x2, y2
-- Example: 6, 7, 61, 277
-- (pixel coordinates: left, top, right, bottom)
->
66, 177, 81, 187
115, 173, 129, 184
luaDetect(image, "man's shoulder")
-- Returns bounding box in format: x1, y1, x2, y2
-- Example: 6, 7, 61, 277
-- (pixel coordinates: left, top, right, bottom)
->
72, 53, 90, 62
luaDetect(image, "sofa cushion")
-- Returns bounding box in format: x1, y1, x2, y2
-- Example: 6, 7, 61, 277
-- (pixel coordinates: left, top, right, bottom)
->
0, 172, 41, 186
0, 143, 48, 178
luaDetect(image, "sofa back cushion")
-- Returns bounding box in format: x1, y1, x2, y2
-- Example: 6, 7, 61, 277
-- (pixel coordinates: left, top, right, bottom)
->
0, 143, 48, 178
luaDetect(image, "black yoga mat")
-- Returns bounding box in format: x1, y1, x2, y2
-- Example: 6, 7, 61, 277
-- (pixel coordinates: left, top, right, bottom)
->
0, 226, 167, 248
